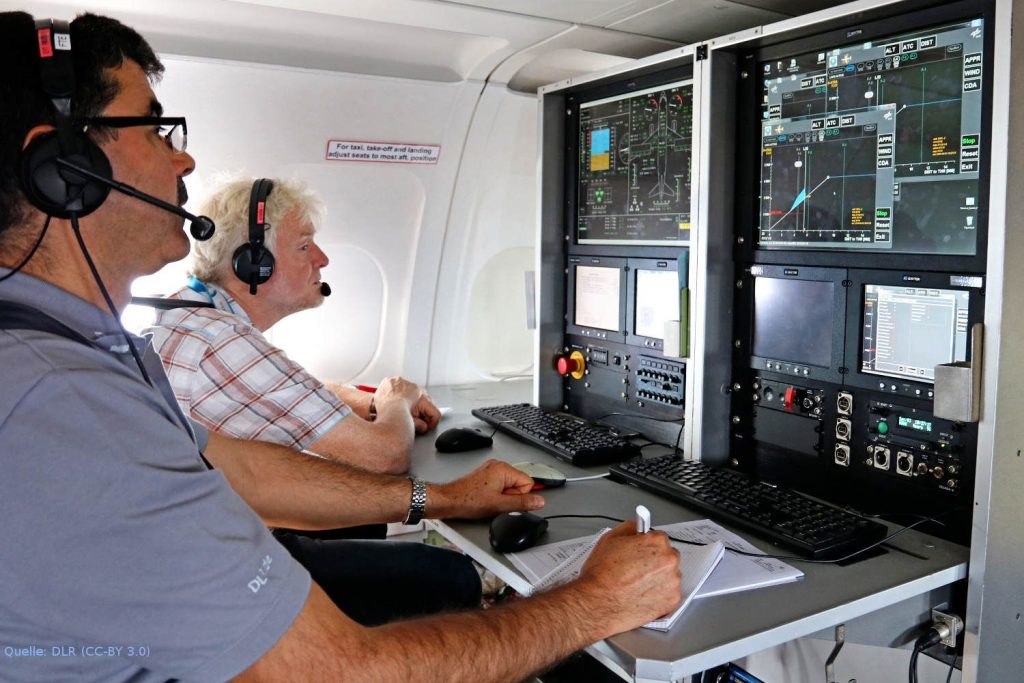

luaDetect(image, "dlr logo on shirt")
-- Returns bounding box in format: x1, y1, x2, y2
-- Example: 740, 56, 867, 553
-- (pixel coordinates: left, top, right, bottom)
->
248, 554, 274, 593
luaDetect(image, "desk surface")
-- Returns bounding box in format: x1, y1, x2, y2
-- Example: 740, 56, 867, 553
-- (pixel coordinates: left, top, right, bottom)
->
413, 382, 969, 682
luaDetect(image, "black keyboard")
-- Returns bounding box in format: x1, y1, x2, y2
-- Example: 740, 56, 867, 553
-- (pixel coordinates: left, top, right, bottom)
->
609, 455, 889, 560
472, 403, 641, 466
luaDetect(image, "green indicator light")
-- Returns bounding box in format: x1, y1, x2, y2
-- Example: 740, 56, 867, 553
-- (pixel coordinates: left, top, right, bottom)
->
878, 421, 889, 434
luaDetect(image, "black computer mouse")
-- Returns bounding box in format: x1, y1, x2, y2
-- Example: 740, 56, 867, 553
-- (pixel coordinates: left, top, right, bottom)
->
434, 427, 493, 453
489, 511, 549, 553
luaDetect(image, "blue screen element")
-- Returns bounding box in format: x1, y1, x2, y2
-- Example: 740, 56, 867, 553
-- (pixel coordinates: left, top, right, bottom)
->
591, 128, 610, 155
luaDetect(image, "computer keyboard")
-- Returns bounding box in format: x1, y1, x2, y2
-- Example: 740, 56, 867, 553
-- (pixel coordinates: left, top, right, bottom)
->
472, 403, 641, 466
609, 454, 889, 560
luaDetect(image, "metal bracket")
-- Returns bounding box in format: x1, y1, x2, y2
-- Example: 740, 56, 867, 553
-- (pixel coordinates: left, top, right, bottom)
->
934, 323, 983, 422
825, 624, 846, 683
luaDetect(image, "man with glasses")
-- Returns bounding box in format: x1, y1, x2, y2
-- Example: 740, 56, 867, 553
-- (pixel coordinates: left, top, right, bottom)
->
0, 11, 682, 683
86, 116, 188, 154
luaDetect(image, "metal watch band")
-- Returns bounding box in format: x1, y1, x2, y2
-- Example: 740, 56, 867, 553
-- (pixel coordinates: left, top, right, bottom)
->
404, 477, 427, 525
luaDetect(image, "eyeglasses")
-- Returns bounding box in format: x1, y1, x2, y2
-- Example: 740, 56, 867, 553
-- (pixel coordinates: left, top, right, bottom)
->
84, 116, 188, 153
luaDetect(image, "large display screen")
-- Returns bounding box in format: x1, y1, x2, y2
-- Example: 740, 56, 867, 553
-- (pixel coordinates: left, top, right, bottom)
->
861, 284, 970, 383
758, 18, 984, 254
753, 277, 835, 367
577, 79, 693, 245
574, 265, 622, 331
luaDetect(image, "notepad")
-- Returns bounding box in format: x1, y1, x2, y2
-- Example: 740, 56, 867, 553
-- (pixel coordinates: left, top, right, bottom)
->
508, 519, 803, 605
518, 529, 726, 631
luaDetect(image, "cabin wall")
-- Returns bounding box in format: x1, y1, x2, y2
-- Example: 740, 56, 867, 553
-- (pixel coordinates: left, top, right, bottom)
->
131, 55, 534, 386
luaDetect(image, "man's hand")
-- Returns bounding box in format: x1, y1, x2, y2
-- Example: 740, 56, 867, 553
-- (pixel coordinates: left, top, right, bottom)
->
428, 460, 545, 519
411, 393, 441, 434
373, 376, 423, 412
573, 522, 682, 638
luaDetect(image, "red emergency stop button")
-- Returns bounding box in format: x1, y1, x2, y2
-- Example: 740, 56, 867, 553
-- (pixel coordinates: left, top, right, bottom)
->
555, 350, 587, 379
557, 356, 579, 376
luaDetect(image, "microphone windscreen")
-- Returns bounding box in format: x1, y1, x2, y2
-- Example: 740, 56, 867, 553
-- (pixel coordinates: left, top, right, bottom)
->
191, 216, 216, 241
320, 282, 332, 297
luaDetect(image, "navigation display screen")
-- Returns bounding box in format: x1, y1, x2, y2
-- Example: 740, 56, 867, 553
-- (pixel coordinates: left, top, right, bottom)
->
577, 79, 693, 245
861, 284, 970, 383
758, 18, 984, 254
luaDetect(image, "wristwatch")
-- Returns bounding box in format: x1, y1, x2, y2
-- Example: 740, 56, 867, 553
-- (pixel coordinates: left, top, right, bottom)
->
404, 477, 427, 525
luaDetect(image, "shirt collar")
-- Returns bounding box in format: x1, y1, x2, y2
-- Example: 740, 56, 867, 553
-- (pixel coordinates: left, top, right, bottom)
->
180, 276, 252, 324
0, 267, 145, 354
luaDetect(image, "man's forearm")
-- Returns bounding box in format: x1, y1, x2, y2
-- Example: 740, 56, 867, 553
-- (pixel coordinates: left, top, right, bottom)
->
238, 578, 611, 683
325, 382, 373, 419
367, 582, 605, 681
304, 403, 414, 474
203, 432, 413, 528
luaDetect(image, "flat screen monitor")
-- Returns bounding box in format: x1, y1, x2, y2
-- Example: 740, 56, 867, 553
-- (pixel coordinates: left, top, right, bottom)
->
861, 284, 969, 383
634, 268, 680, 340
577, 79, 693, 245
574, 265, 622, 332
753, 277, 835, 368
757, 17, 985, 255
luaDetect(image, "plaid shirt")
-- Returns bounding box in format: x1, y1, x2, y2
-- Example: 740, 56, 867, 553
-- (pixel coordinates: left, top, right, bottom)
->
143, 281, 349, 450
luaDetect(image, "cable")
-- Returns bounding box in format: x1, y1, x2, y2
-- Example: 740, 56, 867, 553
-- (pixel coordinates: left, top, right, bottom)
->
485, 419, 517, 439
69, 212, 153, 387
542, 514, 624, 524
564, 473, 609, 482
945, 656, 956, 683
0, 215, 52, 283
909, 624, 949, 683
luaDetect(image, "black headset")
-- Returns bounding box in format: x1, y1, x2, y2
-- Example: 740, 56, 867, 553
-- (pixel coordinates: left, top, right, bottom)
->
18, 19, 112, 218
232, 178, 276, 295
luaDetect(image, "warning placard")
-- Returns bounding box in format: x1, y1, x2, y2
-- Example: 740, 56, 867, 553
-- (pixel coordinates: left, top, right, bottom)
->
326, 139, 441, 165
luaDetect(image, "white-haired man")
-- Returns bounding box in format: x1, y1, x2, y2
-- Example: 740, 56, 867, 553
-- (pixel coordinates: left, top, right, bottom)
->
146, 177, 438, 475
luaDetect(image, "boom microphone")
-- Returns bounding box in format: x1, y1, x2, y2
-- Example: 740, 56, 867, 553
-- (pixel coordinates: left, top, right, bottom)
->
55, 157, 215, 241
320, 282, 332, 297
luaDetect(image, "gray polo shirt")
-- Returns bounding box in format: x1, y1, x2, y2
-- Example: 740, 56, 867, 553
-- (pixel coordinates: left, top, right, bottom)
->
0, 269, 310, 682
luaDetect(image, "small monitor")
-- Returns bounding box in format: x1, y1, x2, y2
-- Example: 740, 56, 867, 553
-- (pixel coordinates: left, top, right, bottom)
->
574, 265, 622, 332
861, 284, 969, 383
634, 268, 680, 340
753, 277, 835, 368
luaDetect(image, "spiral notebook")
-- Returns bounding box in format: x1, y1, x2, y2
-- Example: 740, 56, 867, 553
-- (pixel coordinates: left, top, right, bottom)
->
527, 529, 726, 631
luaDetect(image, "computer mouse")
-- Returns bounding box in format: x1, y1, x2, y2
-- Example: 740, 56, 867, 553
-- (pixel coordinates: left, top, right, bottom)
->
511, 462, 566, 489
434, 427, 493, 453
489, 511, 549, 553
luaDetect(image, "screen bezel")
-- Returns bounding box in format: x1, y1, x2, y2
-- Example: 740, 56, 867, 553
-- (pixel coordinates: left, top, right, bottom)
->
747, 264, 848, 385
565, 256, 628, 341
564, 64, 695, 257
733, 0, 995, 272
625, 257, 680, 351
843, 268, 984, 398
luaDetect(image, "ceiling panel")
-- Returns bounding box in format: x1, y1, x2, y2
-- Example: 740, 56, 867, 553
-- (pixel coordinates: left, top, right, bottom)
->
607, 0, 790, 43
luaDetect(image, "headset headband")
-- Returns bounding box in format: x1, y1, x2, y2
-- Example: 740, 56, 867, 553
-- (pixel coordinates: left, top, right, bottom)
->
248, 178, 274, 251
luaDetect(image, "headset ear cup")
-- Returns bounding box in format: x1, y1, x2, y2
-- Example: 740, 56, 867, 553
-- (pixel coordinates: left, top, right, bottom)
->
232, 243, 275, 286
18, 130, 112, 218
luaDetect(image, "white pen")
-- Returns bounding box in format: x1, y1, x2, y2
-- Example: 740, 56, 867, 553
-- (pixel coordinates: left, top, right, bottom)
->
635, 504, 651, 534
